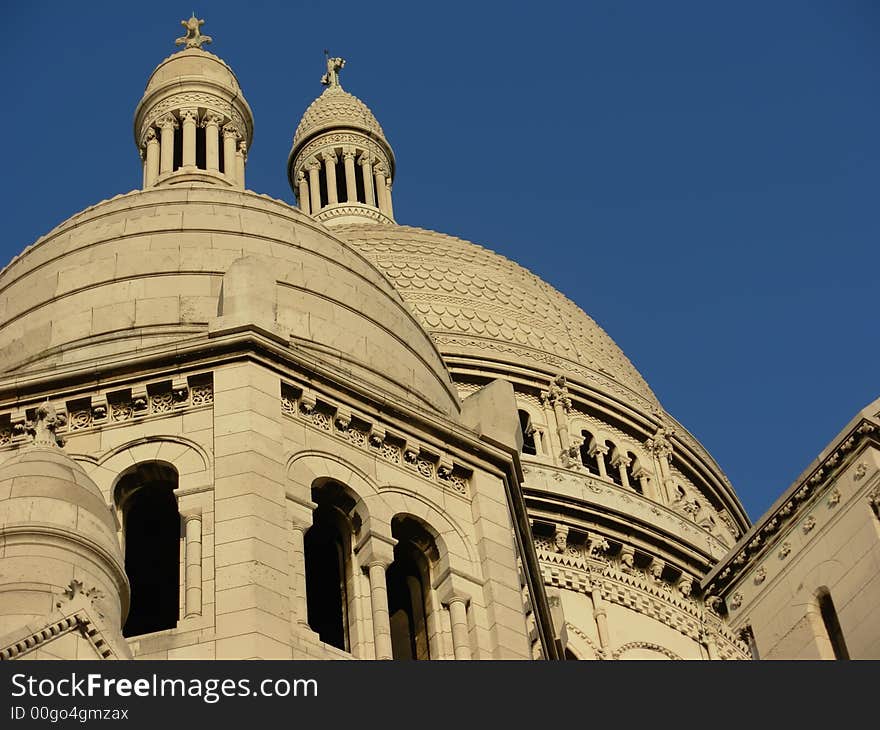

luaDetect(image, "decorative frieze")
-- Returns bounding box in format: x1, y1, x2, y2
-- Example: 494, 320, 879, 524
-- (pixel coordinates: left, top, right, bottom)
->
280, 381, 471, 496
0, 374, 213, 450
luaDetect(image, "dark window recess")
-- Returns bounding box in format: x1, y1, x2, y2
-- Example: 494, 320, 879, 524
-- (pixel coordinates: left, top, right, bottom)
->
195, 124, 206, 169
519, 410, 537, 456
318, 169, 329, 209
172, 124, 183, 171
579, 431, 599, 474
218, 133, 225, 173
116, 463, 180, 638
335, 158, 346, 203
355, 162, 366, 204
818, 589, 850, 660
304, 506, 349, 651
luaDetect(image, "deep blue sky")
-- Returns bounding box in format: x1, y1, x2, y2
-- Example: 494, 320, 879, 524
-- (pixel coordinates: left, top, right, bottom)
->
2, 2, 877, 520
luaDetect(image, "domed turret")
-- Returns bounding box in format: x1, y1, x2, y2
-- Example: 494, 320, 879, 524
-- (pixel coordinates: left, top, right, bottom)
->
133, 16, 254, 189
288, 56, 396, 226
0, 404, 129, 641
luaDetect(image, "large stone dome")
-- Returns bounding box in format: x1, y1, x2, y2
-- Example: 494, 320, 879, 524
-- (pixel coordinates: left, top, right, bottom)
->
0, 187, 459, 417
335, 224, 659, 410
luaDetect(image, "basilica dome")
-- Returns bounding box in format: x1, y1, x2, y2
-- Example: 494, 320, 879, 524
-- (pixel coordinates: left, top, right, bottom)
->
335, 224, 659, 410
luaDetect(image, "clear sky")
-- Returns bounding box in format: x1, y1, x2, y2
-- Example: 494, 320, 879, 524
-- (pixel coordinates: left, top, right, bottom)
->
1, 1, 877, 520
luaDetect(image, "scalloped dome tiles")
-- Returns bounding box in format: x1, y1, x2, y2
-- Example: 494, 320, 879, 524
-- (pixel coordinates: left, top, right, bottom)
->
335, 224, 660, 408
292, 85, 387, 149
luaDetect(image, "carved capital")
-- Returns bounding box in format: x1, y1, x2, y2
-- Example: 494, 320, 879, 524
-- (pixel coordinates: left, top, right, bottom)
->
342, 150, 356, 161
158, 114, 179, 130
201, 112, 224, 128
179, 108, 199, 123
357, 152, 372, 167
320, 150, 338, 164
222, 122, 240, 140
145, 127, 158, 143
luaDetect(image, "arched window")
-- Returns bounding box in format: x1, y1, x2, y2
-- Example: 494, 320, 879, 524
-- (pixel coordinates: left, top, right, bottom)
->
625, 452, 642, 494
387, 516, 438, 660
305, 482, 357, 652
606, 442, 623, 486
817, 588, 849, 660
579, 431, 600, 474
114, 462, 180, 638
518, 410, 537, 456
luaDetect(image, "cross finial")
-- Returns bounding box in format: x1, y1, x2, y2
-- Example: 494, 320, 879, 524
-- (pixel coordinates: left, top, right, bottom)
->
321, 52, 345, 88
175, 14, 213, 49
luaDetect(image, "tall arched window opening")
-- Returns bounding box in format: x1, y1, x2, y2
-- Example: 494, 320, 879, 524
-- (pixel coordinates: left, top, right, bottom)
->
626, 452, 642, 494
579, 431, 600, 474
115, 462, 180, 638
304, 482, 357, 652
606, 443, 623, 486
519, 410, 537, 456
817, 588, 849, 660
387, 516, 438, 660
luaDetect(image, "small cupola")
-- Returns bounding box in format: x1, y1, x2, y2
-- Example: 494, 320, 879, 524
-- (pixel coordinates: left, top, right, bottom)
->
287, 55, 396, 226
133, 16, 254, 189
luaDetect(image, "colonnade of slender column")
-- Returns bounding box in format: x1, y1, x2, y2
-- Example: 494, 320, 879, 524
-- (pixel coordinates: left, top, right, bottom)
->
294, 146, 394, 219
141, 110, 245, 188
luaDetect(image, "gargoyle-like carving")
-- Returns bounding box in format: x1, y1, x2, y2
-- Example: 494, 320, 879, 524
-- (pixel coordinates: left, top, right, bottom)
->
26, 401, 66, 447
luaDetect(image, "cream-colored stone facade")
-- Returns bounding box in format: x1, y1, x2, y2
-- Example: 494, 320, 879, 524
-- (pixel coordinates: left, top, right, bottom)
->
0, 17, 876, 660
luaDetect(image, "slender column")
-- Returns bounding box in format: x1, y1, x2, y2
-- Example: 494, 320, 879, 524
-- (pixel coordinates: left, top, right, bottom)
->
203, 113, 222, 171
307, 160, 321, 213
374, 164, 389, 214
183, 513, 203, 618
236, 141, 247, 189
297, 171, 310, 214
141, 149, 146, 188
703, 631, 720, 660
385, 175, 394, 218
343, 150, 357, 202
614, 454, 631, 489
591, 588, 610, 649
181, 108, 198, 168
144, 128, 160, 187
158, 115, 178, 175
591, 443, 608, 478
322, 151, 338, 205
639, 475, 656, 500
222, 123, 239, 184
447, 597, 471, 660
359, 153, 375, 207
540, 395, 560, 460
290, 522, 308, 624
367, 561, 393, 660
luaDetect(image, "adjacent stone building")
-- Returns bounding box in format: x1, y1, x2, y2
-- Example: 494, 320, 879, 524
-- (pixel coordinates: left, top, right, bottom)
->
0, 17, 876, 660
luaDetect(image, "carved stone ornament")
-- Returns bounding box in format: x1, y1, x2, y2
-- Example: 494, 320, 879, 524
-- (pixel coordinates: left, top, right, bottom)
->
778, 542, 791, 560
677, 574, 694, 597
175, 14, 213, 49
729, 592, 743, 611
754, 567, 767, 585
321, 54, 345, 88
26, 401, 66, 447
854, 462, 868, 481
802, 516, 816, 533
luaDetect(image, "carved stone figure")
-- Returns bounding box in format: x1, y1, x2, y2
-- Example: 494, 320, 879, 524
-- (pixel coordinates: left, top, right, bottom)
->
175, 15, 212, 49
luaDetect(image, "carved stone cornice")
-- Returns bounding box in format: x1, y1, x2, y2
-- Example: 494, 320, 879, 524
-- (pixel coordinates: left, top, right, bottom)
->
704, 416, 879, 597
281, 381, 471, 497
